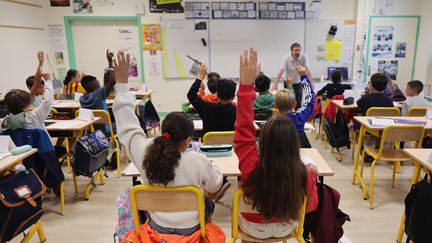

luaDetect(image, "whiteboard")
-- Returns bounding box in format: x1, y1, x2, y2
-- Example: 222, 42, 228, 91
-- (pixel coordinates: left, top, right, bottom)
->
72, 20, 141, 82
366, 16, 420, 88
210, 20, 305, 78
305, 20, 355, 79
161, 19, 210, 79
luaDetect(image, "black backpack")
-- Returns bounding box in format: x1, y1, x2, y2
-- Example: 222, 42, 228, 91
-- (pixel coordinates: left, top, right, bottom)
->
0, 169, 45, 242
405, 173, 432, 243
324, 117, 350, 149
73, 130, 109, 177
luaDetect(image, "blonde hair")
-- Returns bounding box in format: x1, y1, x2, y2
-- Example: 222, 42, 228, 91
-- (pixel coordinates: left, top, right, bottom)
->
274, 89, 296, 115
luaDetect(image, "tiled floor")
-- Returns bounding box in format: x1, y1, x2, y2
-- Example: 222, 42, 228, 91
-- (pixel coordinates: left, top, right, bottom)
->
11, 132, 416, 243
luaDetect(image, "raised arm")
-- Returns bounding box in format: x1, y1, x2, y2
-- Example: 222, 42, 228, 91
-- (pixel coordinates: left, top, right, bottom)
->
30, 52, 44, 98
234, 48, 260, 178
187, 64, 208, 112
113, 51, 150, 169
104, 49, 116, 93
293, 65, 315, 122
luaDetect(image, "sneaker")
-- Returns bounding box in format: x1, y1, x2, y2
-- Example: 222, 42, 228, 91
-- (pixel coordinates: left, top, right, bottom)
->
209, 182, 231, 202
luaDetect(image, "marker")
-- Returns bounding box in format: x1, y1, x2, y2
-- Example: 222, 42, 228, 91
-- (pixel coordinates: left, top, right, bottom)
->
186, 55, 201, 65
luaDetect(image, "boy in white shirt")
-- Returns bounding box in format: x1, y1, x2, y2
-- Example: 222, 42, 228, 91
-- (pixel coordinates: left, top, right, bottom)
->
401, 80, 431, 116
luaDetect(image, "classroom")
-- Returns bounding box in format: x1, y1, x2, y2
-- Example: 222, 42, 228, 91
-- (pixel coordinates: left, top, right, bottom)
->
1, 0, 432, 242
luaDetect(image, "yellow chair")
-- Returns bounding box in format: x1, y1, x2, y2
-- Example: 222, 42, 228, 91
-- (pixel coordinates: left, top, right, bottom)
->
203, 131, 235, 145
407, 106, 428, 117
359, 125, 425, 209
366, 107, 400, 117
130, 185, 207, 238
230, 189, 306, 243
20, 220, 46, 243
316, 99, 331, 141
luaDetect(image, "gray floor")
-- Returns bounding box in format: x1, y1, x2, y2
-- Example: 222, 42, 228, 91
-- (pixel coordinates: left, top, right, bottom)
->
11, 132, 415, 243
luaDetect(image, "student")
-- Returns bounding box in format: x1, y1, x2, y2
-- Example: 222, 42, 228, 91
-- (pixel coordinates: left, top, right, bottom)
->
25, 52, 48, 108
235, 48, 318, 239
253, 74, 274, 110
187, 65, 236, 201
198, 75, 219, 103
401, 80, 431, 116
364, 77, 405, 101
187, 65, 236, 135
273, 66, 315, 148
63, 69, 85, 94
357, 73, 394, 116
112, 51, 223, 235
1, 53, 53, 134
316, 71, 348, 99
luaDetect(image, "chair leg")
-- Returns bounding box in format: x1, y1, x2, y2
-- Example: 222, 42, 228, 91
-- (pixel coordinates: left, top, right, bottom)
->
114, 138, 121, 178
351, 131, 357, 158
21, 220, 45, 243
60, 182, 65, 215
99, 169, 105, 185
395, 161, 401, 173
72, 172, 78, 193
84, 179, 93, 201
396, 212, 405, 243
337, 149, 342, 162
370, 160, 377, 209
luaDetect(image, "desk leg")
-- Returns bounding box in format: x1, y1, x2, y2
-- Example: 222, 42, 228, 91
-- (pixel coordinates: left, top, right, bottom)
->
352, 125, 365, 185
396, 163, 422, 242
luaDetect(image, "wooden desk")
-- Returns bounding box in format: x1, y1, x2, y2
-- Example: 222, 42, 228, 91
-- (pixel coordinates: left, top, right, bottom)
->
332, 100, 402, 109
53, 99, 143, 110
351, 116, 432, 202
396, 149, 432, 242
130, 89, 155, 98
0, 148, 37, 173
122, 148, 334, 178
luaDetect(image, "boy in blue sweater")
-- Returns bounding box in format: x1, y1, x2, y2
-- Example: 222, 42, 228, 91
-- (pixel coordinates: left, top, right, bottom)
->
274, 65, 315, 148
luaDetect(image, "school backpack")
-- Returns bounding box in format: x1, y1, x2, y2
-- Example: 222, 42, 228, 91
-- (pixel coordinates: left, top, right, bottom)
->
404, 173, 432, 243
73, 130, 109, 177
0, 169, 46, 242
253, 109, 273, 121
324, 116, 350, 149
137, 100, 160, 132
335, 110, 350, 149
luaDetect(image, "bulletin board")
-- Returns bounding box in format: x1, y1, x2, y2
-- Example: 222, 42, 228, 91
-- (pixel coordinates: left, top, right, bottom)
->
365, 15, 420, 87
161, 19, 210, 78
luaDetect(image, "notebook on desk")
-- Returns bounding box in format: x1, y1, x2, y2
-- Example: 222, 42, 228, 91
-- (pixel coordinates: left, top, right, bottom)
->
368, 117, 427, 126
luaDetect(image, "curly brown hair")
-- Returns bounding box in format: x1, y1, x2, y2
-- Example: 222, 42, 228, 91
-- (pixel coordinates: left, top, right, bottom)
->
143, 112, 194, 186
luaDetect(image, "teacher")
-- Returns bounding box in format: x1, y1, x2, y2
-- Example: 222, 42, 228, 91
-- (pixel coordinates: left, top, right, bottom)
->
271, 42, 313, 109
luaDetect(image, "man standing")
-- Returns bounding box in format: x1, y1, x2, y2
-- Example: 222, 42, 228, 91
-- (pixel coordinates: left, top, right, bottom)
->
271, 42, 313, 109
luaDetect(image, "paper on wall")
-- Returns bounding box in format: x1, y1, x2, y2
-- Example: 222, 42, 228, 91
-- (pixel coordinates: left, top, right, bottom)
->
325, 39, 342, 61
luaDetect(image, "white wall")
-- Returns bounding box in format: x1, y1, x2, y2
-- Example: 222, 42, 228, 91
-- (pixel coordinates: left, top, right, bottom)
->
0, 0, 49, 96
41, 0, 357, 112
416, 0, 432, 93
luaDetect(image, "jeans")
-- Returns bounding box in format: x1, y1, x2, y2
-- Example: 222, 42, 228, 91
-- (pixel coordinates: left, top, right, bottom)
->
148, 196, 215, 235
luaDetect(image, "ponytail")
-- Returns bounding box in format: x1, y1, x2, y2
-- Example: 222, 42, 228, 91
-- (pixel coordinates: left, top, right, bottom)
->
142, 112, 194, 186
63, 69, 78, 86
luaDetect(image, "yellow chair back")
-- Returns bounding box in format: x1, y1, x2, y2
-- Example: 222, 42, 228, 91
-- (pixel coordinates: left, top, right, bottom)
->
407, 107, 427, 117
130, 185, 207, 238
203, 131, 235, 145
366, 107, 400, 116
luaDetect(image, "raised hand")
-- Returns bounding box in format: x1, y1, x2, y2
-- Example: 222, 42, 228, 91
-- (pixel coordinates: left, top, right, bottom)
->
197, 64, 208, 81
295, 65, 307, 76
106, 49, 114, 68
41, 73, 50, 81
113, 51, 130, 84
37, 51, 44, 66
240, 48, 258, 86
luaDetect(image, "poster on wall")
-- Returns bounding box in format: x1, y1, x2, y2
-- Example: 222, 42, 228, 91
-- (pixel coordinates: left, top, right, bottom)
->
395, 42, 407, 58
129, 54, 139, 77
55, 52, 65, 65
378, 60, 398, 80
95, 0, 114, 7
142, 24, 162, 51
372, 26, 394, 57
73, 0, 93, 13
118, 28, 134, 51
50, 0, 70, 7
48, 25, 65, 38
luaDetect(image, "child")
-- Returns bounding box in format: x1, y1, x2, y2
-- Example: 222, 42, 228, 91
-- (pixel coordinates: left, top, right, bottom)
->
357, 73, 394, 116
187, 65, 236, 201
25, 51, 47, 108
63, 69, 85, 94
401, 80, 431, 116
274, 66, 315, 148
235, 48, 318, 239
1, 52, 53, 133
198, 74, 219, 103
187, 65, 236, 135
317, 71, 348, 99
365, 77, 405, 101
112, 51, 223, 235
253, 74, 274, 110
